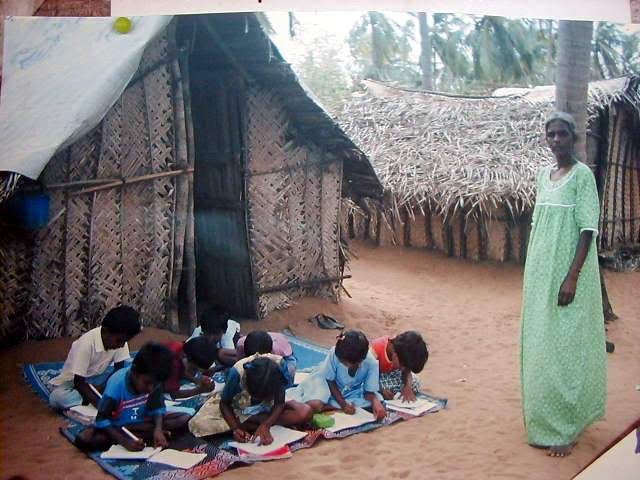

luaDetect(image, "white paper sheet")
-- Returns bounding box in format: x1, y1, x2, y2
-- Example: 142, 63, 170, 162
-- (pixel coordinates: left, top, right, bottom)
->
228, 425, 308, 455
100, 445, 162, 460
147, 449, 207, 469
385, 398, 437, 416
325, 407, 377, 433
69, 404, 98, 418
0, 16, 172, 179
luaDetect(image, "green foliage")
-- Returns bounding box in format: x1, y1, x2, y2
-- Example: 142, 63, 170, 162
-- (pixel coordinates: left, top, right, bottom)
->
348, 12, 420, 85
292, 12, 640, 101
592, 22, 640, 79
295, 32, 352, 114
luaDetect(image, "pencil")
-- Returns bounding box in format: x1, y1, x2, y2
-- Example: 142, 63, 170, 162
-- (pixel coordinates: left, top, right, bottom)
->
88, 383, 142, 443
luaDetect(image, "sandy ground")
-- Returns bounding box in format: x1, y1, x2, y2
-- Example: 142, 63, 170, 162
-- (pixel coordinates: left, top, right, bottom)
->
1, 241, 638, 480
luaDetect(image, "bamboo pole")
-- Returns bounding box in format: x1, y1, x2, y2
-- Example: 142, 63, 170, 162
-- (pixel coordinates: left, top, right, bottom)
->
70, 168, 194, 196
179, 41, 198, 332
256, 275, 352, 295
168, 52, 189, 333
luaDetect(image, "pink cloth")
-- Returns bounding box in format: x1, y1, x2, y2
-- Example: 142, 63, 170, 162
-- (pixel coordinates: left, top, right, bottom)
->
236, 332, 293, 358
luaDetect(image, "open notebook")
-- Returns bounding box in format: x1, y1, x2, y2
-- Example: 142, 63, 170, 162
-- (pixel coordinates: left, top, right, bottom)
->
385, 397, 438, 416
325, 408, 377, 433
100, 445, 206, 469
228, 425, 308, 456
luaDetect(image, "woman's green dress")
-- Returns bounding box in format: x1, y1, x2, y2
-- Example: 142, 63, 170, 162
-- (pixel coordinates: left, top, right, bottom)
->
521, 161, 607, 447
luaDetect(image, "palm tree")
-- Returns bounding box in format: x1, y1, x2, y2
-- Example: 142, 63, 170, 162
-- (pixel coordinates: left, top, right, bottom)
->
413, 13, 471, 92
555, 20, 618, 323
555, 20, 593, 163
417, 12, 433, 90
465, 16, 540, 89
348, 12, 417, 83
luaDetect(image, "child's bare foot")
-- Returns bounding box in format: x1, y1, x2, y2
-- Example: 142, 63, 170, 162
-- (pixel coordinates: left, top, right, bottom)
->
548, 444, 574, 457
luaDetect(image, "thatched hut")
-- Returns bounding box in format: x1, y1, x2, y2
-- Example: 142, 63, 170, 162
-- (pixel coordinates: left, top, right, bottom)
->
339, 77, 640, 263
0, 14, 382, 344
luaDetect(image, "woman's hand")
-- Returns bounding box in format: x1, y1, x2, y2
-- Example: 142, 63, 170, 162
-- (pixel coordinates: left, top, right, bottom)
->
558, 275, 578, 306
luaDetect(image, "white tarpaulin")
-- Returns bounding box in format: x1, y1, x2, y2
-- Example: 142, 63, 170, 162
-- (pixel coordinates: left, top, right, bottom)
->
0, 15, 172, 179
112, 0, 635, 23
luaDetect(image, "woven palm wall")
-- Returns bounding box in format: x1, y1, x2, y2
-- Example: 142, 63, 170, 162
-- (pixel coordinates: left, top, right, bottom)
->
0, 31, 194, 340
599, 103, 640, 251
244, 87, 343, 318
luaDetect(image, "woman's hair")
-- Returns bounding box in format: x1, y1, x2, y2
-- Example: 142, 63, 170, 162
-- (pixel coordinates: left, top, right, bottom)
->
243, 357, 286, 401
132, 342, 173, 382
545, 111, 578, 141
101, 305, 141, 339
392, 331, 429, 373
335, 330, 369, 364
243, 330, 273, 356
183, 336, 219, 369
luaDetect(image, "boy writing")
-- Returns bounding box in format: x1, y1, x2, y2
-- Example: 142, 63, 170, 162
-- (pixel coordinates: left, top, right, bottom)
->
49, 305, 141, 409
164, 336, 219, 399
75, 342, 190, 452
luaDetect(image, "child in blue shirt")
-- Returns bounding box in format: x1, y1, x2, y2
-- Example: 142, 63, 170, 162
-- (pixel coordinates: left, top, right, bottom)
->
287, 330, 386, 421
74, 343, 191, 452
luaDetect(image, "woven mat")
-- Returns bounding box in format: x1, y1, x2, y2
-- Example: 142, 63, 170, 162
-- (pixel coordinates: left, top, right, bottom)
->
24, 333, 448, 479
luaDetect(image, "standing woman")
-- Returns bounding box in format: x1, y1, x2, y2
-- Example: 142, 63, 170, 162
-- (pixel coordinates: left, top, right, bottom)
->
521, 112, 607, 457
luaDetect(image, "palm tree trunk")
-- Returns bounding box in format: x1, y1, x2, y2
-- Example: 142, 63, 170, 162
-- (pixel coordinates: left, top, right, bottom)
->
418, 12, 433, 90
555, 20, 593, 163
545, 20, 555, 83
556, 20, 616, 324
369, 12, 384, 80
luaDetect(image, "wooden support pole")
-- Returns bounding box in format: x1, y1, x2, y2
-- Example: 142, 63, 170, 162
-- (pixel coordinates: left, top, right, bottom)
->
257, 275, 352, 295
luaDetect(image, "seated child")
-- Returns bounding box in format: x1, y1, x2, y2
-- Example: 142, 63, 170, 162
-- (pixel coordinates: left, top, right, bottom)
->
371, 331, 428, 402
75, 342, 190, 452
188, 305, 240, 367
288, 330, 386, 421
48, 305, 141, 409
188, 354, 312, 445
164, 336, 219, 399
236, 330, 297, 380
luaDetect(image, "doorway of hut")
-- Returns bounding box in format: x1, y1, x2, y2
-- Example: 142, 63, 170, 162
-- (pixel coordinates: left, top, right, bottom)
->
178, 16, 257, 324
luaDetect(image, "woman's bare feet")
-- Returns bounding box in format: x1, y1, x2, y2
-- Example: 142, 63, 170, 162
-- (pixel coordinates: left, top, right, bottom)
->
548, 444, 574, 457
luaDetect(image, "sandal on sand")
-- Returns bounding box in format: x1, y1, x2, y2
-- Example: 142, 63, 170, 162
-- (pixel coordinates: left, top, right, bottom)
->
310, 314, 344, 330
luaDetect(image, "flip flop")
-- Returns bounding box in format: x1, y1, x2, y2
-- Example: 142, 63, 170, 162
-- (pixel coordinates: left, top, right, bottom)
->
310, 314, 345, 330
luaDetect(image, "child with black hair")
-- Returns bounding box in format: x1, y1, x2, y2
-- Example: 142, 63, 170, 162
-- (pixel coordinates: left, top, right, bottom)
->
288, 330, 386, 421
188, 354, 312, 444
49, 305, 142, 409
74, 342, 190, 452
236, 330, 297, 381
371, 331, 428, 402
163, 336, 219, 399
188, 305, 240, 367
